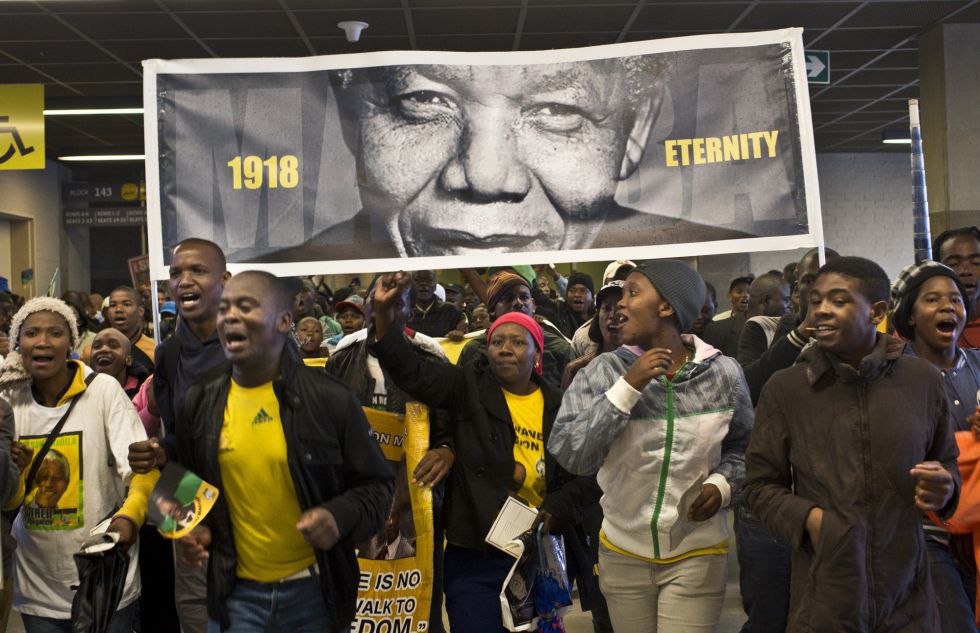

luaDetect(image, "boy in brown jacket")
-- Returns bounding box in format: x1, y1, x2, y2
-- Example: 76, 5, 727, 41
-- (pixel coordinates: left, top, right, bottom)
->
743, 256, 960, 632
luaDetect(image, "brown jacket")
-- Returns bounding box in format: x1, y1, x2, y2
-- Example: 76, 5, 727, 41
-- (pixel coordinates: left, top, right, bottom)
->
743, 334, 960, 632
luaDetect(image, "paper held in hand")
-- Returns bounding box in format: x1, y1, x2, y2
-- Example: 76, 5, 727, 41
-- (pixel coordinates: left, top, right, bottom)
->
670, 473, 707, 551
485, 496, 538, 558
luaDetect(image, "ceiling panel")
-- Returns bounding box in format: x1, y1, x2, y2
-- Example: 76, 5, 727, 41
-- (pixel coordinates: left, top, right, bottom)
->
43, 0, 161, 12
412, 0, 522, 7
0, 0, 972, 155
813, 27, 921, 50
310, 35, 414, 54
0, 13, 84, 40
99, 39, 213, 61
28, 62, 147, 82
202, 38, 313, 57
60, 12, 187, 40
162, 0, 280, 10
174, 11, 298, 38
287, 0, 402, 8
414, 34, 515, 50
847, 1, 970, 28
835, 68, 918, 86
294, 9, 407, 37
412, 8, 520, 35
632, 3, 752, 32
736, 2, 863, 30
0, 64, 52, 82
523, 4, 634, 32
0, 41, 114, 64
831, 49, 918, 70
521, 32, 614, 49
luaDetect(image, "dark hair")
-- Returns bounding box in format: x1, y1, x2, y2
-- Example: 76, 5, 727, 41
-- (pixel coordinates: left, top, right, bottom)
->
232, 270, 293, 314
782, 262, 798, 285
704, 282, 717, 304
933, 226, 980, 259
61, 291, 98, 333
815, 256, 890, 304
174, 238, 227, 270
800, 247, 841, 268
587, 287, 623, 345
109, 286, 142, 304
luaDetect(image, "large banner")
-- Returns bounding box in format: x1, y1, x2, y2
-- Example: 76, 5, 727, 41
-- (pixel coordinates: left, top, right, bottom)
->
143, 28, 822, 279
354, 404, 434, 633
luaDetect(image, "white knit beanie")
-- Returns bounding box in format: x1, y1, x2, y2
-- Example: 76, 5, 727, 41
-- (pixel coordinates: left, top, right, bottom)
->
0, 297, 80, 391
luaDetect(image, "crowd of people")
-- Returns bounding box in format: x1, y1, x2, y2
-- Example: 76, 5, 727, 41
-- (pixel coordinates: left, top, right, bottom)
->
0, 226, 979, 632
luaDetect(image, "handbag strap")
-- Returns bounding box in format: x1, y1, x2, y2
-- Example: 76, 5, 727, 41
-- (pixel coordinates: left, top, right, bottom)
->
25, 373, 96, 494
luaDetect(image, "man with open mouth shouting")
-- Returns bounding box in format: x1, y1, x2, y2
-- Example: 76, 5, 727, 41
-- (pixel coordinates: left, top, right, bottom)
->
173, 270, 391, 633
128, 238, 232, 633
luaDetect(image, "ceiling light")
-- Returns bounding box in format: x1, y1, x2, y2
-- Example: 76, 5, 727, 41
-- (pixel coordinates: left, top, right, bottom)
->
881, 130, 911, 145
338, 21, 368, 43
45, 108, 144, 116
58, 155, 145, 161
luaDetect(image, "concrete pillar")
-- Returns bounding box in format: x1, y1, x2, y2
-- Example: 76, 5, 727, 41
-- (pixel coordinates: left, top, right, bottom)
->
918, 23, 980, 234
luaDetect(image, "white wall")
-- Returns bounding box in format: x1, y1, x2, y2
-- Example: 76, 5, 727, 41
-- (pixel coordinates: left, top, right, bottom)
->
0, 160, 72, 297
750, 152, 915, 282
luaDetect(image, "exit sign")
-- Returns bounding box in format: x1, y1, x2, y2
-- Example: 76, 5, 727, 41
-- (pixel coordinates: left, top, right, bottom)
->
805, 50, 830, 84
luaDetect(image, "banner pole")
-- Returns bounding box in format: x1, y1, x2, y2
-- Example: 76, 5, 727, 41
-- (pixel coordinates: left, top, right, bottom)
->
150, 279, 161, 347
909, 99, 932, 263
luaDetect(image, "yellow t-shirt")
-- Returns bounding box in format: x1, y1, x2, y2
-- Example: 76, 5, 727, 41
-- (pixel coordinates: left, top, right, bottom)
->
503, 388, 546, 507
219, 380, 316, 582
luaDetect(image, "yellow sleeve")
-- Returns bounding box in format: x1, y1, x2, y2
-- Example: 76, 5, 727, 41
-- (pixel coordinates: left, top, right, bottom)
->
115, 469, 161, 528
3, 472, 26, 512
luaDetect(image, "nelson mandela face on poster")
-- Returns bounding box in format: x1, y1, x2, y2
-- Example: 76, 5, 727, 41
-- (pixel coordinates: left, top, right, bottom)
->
261, 56, 751, 262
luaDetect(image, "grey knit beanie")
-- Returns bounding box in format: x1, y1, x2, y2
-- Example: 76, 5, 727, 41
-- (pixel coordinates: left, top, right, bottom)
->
632, 260, 707, 333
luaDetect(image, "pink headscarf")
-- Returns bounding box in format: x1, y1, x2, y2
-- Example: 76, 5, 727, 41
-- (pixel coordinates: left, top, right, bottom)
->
487, 312, 544, 375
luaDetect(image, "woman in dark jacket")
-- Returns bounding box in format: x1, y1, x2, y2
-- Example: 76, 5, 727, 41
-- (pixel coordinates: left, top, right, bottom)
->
370, 272, 601, 633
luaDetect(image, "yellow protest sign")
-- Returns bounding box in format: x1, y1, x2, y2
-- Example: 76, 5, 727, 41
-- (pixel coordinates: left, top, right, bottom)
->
0, 84, 45, 170
354, 404, 434, 633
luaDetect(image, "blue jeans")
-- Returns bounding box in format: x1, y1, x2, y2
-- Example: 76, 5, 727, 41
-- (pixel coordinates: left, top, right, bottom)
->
925, 536, 978, 633
21, 600, 137, 633
206, 575, 335, 633
734, 507, 791, 633
443, 544, 514, 633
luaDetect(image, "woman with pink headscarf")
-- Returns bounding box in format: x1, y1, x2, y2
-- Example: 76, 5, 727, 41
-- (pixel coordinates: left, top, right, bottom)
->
370, 272, 601, 633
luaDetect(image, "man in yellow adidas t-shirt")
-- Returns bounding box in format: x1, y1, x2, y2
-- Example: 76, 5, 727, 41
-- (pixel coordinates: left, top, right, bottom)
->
174, 271, 393, 633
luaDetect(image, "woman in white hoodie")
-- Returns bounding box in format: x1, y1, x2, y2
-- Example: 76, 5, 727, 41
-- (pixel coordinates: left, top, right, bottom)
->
0, 297, 157, 633
549, 260, 753, 632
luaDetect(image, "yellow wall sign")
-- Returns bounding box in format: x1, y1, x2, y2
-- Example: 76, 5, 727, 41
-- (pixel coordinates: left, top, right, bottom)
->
0, 84, 45, 170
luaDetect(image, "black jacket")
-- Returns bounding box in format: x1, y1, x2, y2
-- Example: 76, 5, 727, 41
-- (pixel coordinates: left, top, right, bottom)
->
701, 311, 747, 358
369, 327, 601, 551
740, 313, 808, 405
176, 349, 393, 633
325, 333, 453, 453
744, 336, 960, 632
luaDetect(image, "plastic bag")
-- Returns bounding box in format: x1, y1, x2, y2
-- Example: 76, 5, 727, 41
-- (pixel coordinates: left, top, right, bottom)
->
71, 529, 129, 633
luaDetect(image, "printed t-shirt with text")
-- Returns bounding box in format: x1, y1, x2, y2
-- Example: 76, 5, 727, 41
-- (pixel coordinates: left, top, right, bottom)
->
503, 387, 546, 507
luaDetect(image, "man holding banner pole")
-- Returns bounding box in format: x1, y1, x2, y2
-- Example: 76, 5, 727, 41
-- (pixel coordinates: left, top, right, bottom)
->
173, 270, 392, 633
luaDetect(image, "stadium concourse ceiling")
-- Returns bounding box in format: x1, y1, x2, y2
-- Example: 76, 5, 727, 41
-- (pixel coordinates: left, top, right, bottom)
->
1, 0, 978, 159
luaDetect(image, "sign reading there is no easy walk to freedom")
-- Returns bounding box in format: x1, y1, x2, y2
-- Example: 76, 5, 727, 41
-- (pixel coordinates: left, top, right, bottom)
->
804, 50, 830, 84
